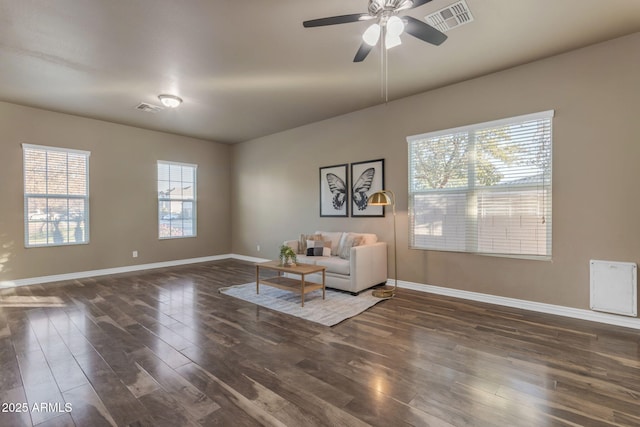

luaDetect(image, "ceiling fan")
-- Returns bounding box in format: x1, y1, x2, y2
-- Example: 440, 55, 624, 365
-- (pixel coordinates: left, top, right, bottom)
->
303, 0, 448, 62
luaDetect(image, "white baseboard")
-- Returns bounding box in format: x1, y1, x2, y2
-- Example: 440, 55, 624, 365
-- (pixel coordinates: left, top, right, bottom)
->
0, 254, 243, 288
4, 257, 638, 330
395, 279, 640, 330
229, 254, 270, 263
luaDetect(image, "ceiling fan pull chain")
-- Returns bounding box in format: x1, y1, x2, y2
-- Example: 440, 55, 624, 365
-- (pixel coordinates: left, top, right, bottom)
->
382, 23, 388, 102
380, 24, 384, 99
385, 34, 389, 103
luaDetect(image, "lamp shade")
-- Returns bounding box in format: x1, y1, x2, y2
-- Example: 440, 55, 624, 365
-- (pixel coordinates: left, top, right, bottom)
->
362, 23, 381, 46
385, 34, 402, 49
386, 16, 404, 37
367, 191, 392, 206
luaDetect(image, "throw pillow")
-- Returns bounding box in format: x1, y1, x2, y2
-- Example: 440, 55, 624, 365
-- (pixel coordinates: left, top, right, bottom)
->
318, 231, 343, 256
305, 239, 331, 256
337, 233, 363, 260
306, 247, 323, 256
298, 233, 322, 254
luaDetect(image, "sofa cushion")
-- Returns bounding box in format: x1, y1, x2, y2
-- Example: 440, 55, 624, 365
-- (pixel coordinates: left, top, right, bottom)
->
316, 231, 343, 256
316, 257, 350, 275
337, 233, 363, 260
296, 255, 322, 265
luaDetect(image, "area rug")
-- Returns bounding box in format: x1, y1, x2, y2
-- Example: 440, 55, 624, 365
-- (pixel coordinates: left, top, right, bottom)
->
219, 282, 388, 327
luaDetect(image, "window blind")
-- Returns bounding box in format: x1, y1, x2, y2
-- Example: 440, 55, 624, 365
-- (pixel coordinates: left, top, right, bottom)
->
407, 110, 553, 258
158, 161, 197, 239
23, 144, 90, 247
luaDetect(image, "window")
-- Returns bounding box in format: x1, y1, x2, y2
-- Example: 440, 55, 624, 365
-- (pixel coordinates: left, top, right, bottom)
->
158, 161, 197, 239
23, 144, 90, 247
407, 110, 553, 258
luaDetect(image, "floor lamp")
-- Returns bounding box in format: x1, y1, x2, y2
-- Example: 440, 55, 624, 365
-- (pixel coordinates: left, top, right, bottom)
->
367, 189, 397, 298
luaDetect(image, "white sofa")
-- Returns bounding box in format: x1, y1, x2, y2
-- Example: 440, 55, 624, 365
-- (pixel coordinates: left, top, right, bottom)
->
284, 231, 388, 294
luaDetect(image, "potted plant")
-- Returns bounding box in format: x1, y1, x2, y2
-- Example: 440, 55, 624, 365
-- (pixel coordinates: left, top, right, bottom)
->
279, 245, 297, 267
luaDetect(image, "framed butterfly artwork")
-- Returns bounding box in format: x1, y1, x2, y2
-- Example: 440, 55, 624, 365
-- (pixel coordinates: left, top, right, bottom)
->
319, 163, 349, 217
350, 158, 385, 217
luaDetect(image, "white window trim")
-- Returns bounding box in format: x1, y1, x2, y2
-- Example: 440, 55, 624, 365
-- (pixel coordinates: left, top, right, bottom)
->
22, 143, 91, 157
22, 143, 91, 248
157, 160, 198, 240
407, 110, 554, 260
410, 110, 555, 142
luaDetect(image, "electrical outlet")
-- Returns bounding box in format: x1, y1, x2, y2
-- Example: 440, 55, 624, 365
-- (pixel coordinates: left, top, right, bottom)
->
256, 245, 261, 252
132, 250, 138, 258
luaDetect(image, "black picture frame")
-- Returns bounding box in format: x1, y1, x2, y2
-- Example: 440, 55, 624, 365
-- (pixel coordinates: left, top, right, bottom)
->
351, 158, 385, 217
319, 163, 349, 217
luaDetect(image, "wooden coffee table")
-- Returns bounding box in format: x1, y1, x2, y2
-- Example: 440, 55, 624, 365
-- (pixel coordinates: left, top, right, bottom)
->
255, 260, 326, 307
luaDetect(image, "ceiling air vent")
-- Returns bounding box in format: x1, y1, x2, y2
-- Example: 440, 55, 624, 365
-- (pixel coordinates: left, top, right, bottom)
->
135, 102, 164, 113
425, 0, 474, 33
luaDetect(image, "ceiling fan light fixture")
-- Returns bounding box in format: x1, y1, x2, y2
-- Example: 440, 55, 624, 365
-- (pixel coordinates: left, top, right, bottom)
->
386, 15, 405, 37
158, 94, 183, 108
385, 34, 402, 49
363, 23, 381, 46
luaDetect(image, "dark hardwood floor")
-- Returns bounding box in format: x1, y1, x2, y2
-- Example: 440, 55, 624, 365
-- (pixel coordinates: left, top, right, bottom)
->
1, 259, 639, 426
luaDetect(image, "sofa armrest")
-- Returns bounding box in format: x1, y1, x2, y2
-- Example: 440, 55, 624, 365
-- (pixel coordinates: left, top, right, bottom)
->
283, 239, 299, 253
350, 242, 388, 290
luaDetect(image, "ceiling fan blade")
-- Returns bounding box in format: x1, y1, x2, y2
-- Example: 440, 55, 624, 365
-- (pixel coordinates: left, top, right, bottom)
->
353, 42, 374, 62
408, 0, 434, 9
303, 13, 371, 28
402, 16, 447, 46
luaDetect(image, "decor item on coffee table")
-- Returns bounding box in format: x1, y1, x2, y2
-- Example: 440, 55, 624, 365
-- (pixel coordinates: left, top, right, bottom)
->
279, 244, 297, 266
256, 260, 326, 307
367, 189, 397, 298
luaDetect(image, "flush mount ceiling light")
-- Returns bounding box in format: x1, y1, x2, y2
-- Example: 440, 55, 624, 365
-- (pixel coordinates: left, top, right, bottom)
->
158, 94, 183, 108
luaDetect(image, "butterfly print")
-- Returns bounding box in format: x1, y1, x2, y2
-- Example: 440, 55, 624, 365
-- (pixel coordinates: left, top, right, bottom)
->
352, 167, 375, 210
326, 173, 346, 210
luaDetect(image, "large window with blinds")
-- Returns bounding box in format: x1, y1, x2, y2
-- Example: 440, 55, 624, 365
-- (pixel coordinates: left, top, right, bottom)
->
157, 161, 197, 239
407, 110, 553, 258
23, 144, 90, 247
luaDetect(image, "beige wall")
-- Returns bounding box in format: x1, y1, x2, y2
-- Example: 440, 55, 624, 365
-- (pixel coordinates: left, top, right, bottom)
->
231, 32, 640, 311
0, 103, 231, 281
1, 33, 637, 312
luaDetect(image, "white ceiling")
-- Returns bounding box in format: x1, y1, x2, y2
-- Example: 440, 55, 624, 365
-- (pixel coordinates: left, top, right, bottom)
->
1, 0, 639, 144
